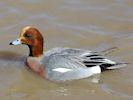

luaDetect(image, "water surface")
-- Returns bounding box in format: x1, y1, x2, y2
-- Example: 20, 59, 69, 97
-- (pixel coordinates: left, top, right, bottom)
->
0, 0, 133, 100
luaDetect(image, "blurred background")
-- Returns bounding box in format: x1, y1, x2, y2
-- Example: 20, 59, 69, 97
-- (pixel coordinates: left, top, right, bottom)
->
0, 0, 133, 100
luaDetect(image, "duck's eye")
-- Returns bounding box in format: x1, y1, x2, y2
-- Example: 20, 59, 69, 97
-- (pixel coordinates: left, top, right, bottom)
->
24, 33, 33, 38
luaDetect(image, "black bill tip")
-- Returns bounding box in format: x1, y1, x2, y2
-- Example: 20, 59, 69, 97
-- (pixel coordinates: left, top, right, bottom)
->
9, 42, 13, 45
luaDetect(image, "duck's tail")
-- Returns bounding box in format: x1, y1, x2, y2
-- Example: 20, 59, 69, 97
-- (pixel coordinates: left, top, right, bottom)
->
106, 63, 129, 70
100, 47, 130, 70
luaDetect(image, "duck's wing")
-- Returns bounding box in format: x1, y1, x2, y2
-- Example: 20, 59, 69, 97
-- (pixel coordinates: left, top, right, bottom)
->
43, 48, 123, 72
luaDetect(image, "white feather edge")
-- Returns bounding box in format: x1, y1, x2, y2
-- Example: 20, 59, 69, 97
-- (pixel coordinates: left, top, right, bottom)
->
107, 63, 127, 69
103, 59, 116, 64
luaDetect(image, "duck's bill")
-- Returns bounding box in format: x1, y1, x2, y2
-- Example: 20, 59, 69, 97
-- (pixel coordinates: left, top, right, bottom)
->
9, 38, 22, 45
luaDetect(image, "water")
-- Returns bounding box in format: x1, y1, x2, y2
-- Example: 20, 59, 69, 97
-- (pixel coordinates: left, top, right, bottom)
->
0, 0, 133, 100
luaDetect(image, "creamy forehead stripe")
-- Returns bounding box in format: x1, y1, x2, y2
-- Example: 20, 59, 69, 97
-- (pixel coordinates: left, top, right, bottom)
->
20, 26, 32, 36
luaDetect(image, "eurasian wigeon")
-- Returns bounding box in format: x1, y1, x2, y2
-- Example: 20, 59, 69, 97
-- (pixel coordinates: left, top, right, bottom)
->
9, 26, 127, 81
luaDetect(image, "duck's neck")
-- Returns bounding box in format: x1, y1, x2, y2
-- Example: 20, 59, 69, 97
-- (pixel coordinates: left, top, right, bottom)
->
28, 42, 43, 57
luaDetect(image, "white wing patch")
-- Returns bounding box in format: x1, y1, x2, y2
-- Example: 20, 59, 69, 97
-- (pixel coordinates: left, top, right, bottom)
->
52, 68, 72, 73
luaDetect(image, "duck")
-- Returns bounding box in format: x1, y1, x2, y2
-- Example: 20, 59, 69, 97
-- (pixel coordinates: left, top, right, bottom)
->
9, 26, 127, 81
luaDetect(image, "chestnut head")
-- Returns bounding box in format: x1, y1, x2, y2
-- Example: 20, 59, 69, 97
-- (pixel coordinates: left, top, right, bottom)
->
10, 26, 44, 57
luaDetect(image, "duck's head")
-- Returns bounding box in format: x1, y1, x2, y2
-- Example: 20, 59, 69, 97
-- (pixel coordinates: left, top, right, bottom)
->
10, 26, 44, 57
